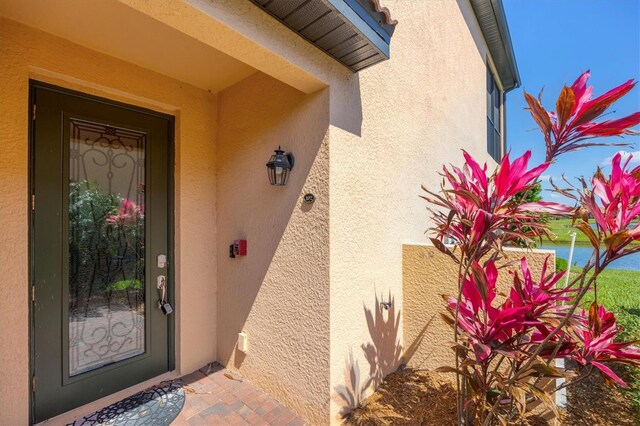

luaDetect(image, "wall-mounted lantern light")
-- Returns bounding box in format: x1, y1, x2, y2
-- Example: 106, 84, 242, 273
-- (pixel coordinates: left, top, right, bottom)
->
266, 146, 294, 186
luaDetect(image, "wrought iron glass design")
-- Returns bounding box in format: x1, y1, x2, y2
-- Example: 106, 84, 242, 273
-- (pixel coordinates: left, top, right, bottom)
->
68, 119, 146, 377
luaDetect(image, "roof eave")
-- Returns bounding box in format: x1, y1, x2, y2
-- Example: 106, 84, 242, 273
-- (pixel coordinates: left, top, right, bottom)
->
470, 0, 521, 92
249, 0, 397, 73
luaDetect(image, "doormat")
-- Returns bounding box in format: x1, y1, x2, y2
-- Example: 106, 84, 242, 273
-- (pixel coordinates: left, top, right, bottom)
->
67, 382, 185, 426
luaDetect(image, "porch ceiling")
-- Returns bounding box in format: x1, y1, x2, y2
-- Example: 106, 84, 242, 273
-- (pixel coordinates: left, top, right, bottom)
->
0, 0, 257, 93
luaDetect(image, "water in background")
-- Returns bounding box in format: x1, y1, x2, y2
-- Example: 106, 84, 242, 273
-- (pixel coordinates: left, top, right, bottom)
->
539, 244, 640, 271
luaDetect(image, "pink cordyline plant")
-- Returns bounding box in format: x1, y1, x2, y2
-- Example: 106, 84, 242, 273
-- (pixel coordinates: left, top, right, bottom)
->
106, 199, 143, 225
424, 71, 640, 425
573, 152, 640, 262
507, 257, 574, 319
571, 304, 640, 387
525, 70, 640, 162
447, 258, 573, 364
422, 150, 572, 261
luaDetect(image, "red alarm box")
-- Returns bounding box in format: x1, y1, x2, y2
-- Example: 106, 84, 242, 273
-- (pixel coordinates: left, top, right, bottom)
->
230, 240, 247, 258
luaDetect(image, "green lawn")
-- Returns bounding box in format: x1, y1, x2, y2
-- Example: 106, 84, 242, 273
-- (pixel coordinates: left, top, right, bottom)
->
545, 218, 591, 245
573, 267, 640, 413
545, 218, 639, 246
579, 268, 640, 341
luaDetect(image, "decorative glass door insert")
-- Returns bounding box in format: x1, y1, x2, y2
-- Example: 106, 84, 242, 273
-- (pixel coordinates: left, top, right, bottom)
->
68, 119, 146, 376
31, 83, 172, 423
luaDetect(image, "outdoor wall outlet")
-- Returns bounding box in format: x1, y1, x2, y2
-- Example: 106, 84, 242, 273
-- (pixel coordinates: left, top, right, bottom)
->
237, 332, 249, 353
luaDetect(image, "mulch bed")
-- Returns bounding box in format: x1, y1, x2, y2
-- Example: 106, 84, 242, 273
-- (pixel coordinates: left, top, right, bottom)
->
563, 364, 636, 426
345, 369, 457, 426
346, 366, 638, 426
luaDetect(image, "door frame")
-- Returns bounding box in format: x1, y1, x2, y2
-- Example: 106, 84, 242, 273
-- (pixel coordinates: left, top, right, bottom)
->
28, 80, 176, 424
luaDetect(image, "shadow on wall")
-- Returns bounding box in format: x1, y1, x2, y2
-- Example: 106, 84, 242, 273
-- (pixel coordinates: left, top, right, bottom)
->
333, 292, 430, 418
216, 72, 332, 364
362, 292, 402, 389
332, 348, 372, 419
215, 71, 341, 424
330, 73, 363, 137
455, 0, 486, 64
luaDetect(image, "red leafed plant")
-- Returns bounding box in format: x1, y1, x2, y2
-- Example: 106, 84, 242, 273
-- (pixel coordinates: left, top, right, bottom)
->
106, 198, 144, 225
422, 151, 572, 262
572, 303, 640, 387
423, 71, 640, 425
574, 152, 640, 260
525, 70, 640, 162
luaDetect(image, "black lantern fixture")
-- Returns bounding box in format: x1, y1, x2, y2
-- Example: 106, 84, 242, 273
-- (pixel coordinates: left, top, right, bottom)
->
266, 146, 294, 186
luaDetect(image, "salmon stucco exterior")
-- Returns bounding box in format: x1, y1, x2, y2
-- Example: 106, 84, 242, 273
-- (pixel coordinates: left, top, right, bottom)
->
0, 0, 523, 424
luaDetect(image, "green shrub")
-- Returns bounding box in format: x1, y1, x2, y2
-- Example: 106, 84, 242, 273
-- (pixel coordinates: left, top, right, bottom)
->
68, 180, 144, 308
555, 257, 568, 272
106, 279, 142, 292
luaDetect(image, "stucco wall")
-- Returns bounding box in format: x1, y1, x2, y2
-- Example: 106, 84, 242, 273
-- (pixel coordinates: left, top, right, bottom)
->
403, 245, 555, 371
216, 73, 331, 425
0, 0, 522, 424
0, 19, 218, 424
108, 0, 505, 422
62, 1, 515, 422
327, 0, 503, 422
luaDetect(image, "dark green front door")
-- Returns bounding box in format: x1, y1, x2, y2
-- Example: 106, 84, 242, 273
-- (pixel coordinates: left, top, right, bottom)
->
31, 83, 174, 423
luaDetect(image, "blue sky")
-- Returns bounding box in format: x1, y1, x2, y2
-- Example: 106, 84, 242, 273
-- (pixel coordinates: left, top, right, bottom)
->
503, 0, 640, 202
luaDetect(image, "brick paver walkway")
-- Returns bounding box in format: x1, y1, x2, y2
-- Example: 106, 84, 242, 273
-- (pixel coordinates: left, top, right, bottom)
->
173, 363, 308, 425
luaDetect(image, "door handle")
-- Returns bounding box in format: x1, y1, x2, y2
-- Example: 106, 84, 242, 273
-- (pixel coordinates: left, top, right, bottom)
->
157, 275, 166, 289
156, 275, 173, 315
